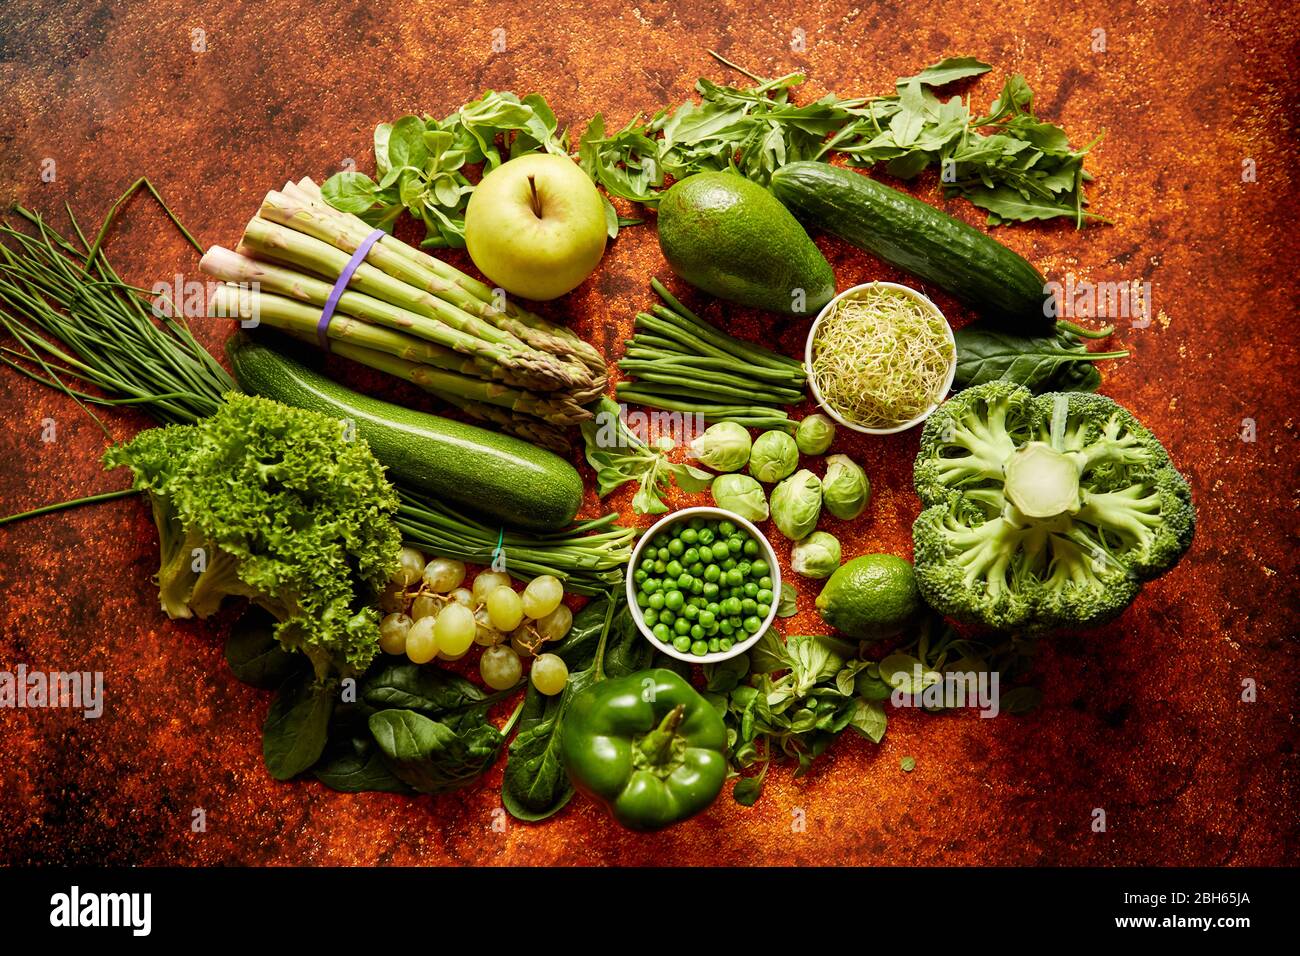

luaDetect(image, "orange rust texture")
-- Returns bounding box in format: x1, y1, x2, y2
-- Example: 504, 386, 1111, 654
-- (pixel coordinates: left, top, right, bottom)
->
0, 1, 1297, 866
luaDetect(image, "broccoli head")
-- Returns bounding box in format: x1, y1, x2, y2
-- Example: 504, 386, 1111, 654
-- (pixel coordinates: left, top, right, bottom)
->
104, 393, 402, 679
912, 382, 1194, 633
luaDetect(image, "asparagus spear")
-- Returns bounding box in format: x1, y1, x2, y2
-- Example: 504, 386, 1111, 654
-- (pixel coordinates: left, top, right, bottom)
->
277, 180, 606, 378
235, 217, 593, 394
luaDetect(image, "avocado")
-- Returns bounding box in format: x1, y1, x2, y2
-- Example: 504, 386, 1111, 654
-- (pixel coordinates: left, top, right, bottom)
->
656, 172, 836, 316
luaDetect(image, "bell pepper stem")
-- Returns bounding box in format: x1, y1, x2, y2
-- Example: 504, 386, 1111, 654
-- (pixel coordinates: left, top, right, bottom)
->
637, 704, 685, 766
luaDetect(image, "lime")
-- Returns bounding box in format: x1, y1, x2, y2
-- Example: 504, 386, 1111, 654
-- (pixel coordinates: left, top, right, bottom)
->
815, 554, 921, 641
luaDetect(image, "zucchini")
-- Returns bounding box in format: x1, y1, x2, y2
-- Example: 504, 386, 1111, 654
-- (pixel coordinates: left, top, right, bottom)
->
229, 339, 584, 531
770, 162, 1050, 325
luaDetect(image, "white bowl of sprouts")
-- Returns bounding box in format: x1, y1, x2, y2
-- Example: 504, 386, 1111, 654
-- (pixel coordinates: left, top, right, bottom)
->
804, 281, 957, 435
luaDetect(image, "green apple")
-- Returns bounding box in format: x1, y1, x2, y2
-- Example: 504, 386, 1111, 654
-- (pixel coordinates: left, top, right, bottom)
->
464, 154, 607, 301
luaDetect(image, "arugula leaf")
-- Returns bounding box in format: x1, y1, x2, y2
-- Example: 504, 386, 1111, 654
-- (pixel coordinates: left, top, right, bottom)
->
897, 56, 993, 87
580, 397, 709, 515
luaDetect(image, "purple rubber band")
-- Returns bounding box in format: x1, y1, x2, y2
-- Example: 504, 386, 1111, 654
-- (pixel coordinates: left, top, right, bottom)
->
317, 228, 386, 351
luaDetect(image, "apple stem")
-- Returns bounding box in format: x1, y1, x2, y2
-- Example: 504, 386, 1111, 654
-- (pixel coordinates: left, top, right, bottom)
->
527, 175, 543, 218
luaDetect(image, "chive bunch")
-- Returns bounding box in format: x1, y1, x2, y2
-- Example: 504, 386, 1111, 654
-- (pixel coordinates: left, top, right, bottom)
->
0, 178, 234, 430
616, 279, 806, 431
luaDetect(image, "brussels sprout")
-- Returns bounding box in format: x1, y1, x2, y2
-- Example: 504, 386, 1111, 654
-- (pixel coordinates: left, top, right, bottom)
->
795, 414, 836, 456
822, 454, 870, 520
791, 531, 841, 579
770, 469, 822, 540
689, 421, 752, 472
711, 473, 769, 522
748, 430, 799, 483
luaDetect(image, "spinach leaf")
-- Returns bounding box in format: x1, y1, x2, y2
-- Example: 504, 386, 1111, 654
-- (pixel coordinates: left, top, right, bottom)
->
262, 671, 336, 781
224, 606, 302, 689
361, 661, 487, 714
313, 706, 414, 795
368, 709, 505, 795
953, 319, 1128, 394
501, 596, 620, 822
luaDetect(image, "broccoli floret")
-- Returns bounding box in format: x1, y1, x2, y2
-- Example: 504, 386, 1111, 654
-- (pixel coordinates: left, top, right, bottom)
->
913, 382, 1195, 633
104, 393, 402, 679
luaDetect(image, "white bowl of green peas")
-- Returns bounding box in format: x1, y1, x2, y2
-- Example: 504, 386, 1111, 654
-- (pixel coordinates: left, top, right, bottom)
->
627, 506, 782, 665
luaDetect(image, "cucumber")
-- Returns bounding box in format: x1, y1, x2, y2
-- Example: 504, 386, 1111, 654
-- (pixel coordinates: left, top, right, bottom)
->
229, 339, 584, 532
770, 162, 1050, 325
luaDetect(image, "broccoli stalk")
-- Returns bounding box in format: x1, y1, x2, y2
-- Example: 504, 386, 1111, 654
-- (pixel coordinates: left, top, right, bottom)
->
913, 383, 1195, 633
106, 393, 402, 679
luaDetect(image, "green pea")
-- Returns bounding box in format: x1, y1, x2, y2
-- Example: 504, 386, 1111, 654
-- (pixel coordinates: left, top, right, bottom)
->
640, 577, 659, 594
719, 620, 735, 635
688, 517, 705, 531
691, 640, 709, 656
743, 539, 760, 557
659, 609, 676, 625
724, 597, 743, 616
691, 624, 705, 641
721, 558, 738, 572
759, 576, 773, 590
665, 560, 682, 578
741, 598, 757, 616
673, 635, 692, 652
756, 603, 771, 617
682, 547, 700, 565
633, 567, 648, 584
652, 560, 667, 574
719, 638, 734, 651
708, 638, 721, 653
704, 621, 719, 635
727, 537, 743, 555
652, 623, 671, 642
689, 579, 704, 595
698, 610, 716, 628
667, 539, 684, 557
674, 618, 691, 635
703, 582, 720, 600
750, 559, 770, 577
689, 595, 707, 608
697, 528, 715, 545
757, 588, 774, 604
652, 533, 670, 549
743, 616, 762, 634
635, 590, 650, 609
725, 569, 744, 587
648, 592, 665, 610
743, 581, 758, 598
664, 590, 684, 612
703, 565, 721, 583
677, 573, 694, 589
683, 603, 699, 620
680, 528, 699, 545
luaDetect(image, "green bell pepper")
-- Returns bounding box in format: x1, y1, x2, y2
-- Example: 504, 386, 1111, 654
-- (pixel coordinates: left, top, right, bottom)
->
560, 667, 728, 831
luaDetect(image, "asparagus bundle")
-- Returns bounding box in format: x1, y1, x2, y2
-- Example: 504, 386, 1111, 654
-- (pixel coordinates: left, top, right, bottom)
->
616, 279, 807, 430
201, 178, 607, 447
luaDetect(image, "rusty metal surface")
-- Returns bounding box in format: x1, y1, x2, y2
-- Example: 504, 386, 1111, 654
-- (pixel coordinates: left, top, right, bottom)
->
0, 0, 1297, 866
